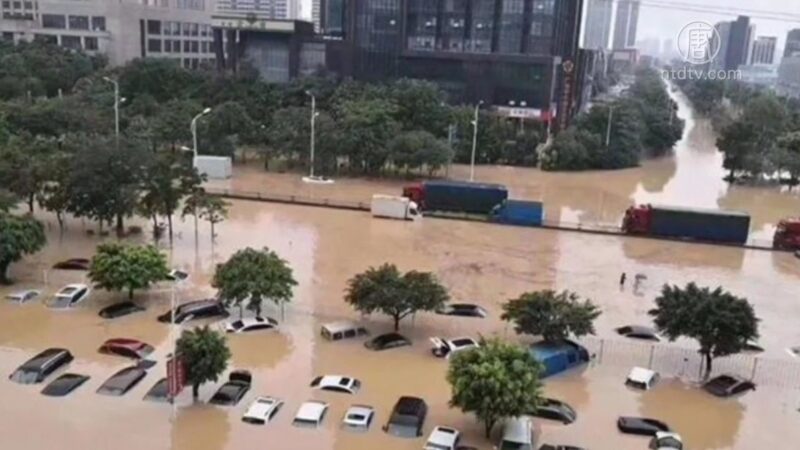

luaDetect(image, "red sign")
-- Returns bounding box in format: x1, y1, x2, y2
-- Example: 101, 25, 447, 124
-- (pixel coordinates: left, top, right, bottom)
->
167, 357, 186, 398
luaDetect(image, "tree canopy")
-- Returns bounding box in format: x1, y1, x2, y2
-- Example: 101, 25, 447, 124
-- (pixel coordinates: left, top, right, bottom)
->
212, 247, 297, 317
501, 290, 601, 342
0, 212, 46, 284
448, 338, 543, 438
88, 243, 169, 299
648, 283, 759, 378
344, 263, 449, 331
176, 326, 231, 400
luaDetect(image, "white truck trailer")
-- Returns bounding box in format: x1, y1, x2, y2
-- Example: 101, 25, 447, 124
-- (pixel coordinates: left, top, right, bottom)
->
370, 195, 421, 221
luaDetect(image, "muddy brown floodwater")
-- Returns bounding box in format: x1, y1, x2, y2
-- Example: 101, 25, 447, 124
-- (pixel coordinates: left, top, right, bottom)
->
2, 92, 800, 450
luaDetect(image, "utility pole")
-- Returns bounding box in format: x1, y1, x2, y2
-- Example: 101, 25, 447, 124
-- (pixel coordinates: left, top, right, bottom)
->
470, 100, 484, 182
191, 107, 212, 157
605, 105, 615, 147
306, 91, 317, 178
103, 77, 120, 147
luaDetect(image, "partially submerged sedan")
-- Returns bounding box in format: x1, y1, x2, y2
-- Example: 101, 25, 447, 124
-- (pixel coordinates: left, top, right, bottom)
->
49, 284, 90, 309
209, 370, 252, 406
98, 338, 154, 360
310, 375, 361, 394
702, 374, 756, 397
225, 316, 279, 334
9, 348, 73, 384
99, 301, 145, 319
96, 367, 147, 396
41, 373, 90, 397
617, 417, 671, 436
5, 289, 40, 304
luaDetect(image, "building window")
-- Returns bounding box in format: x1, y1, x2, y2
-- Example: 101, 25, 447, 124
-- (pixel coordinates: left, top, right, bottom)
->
2, 32, 14, 42
42, 14, 66, 29
34, 34, 57, 44
148, 38, 162, 53
68, 15, 89, 30
2, 1, 11, 8
171, 39, 181, 53
190, 41, 198, 53
147, 20, 161, 35
12, 1, 20, 8
200, 24, 209, 37
200, 41, 208, 53
23, 0, 31, 8
163, 40, 171, 52
183, 40, 191, 52
91, 16, 106, 31
182, 22, 191, 36
61, 35, 82, 50
84, 36, 98, 50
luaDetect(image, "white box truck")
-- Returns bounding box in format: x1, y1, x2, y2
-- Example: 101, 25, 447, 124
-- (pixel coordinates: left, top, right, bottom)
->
371, 195, 421, 221
193, 156, 232, 180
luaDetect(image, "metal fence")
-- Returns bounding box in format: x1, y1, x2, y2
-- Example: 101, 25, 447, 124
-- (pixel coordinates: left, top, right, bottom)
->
577, 336, 800, 390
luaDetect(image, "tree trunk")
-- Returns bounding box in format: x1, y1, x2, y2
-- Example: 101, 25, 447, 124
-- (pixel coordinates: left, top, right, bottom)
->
484, 418, 495, 438
193, 214, 199, 244
192, 383, 200, 401
56, 212, 64, 232
393, 315, 400, 332
128, 288, 134, 300
0, 260, 11, 285
704, 352, 713, 379
167, 214, 174, 242
27, 194, 34, 213
116, 214, 124, 235
210, 222, 216, 242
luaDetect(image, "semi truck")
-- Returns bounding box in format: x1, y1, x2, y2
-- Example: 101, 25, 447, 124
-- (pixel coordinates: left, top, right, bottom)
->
490, 200, 544, 227
622, 204, 751, 244
402, 180, 508, 214
370, 195, 421, 221
773, 218, 800, 250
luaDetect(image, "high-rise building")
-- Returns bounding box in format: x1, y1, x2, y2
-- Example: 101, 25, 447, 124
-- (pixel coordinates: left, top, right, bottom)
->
319, 0, 346, 37
725, 16, 752, 70
215, 0, 301, 19
709, 21, 731, 70
311, 0, 322, 32
0, 0, 216, 67
583, 0, 613, 50
613, 0, 640, 49
750, 36, 776, 65
784, 29, 800, 58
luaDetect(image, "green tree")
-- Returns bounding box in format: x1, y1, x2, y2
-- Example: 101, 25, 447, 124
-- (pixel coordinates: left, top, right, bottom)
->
387, 130, 452, 175
344, 263, 449, 331
0, 135, 53, 213
0, 212, 46, 284
501, 290, 601, 342
388, 78, 449, 136
35, 152, 71, 231
648, 283, 759, 378
773, 131, 800, 183
335, 98, 400, 174
152, 98, 203, 150
139, 153, 203, 240
181, 186, 208, 242
88, 243, 169, 299
0, 189, 17, 212
213, 247, 297, 317
447, 338, 543, 438
176, 326, 231, 401
198, 195, 229, 241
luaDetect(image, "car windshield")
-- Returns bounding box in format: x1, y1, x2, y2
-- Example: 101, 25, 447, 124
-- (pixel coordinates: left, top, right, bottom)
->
145, 379, 169, 399
499, 442, 530, 450
9, 369, 39, 384
50, 296, 73, 308
230, 320, 244, 329
451, 339, 474, 347
347, 413, 366, 422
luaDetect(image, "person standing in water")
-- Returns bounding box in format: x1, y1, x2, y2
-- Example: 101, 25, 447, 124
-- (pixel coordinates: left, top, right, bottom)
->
619, 272, 627, 287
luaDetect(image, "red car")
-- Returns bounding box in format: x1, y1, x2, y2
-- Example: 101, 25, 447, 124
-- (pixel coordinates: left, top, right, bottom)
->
98, 338, 154, 360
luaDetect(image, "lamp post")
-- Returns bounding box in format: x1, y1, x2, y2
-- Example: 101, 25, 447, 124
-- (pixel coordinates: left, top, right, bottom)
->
605, 105, 615, 147
306, 91, 318, 178
470, 100, 484, 182
191, 107, 212, 157
102, 77, 120, 146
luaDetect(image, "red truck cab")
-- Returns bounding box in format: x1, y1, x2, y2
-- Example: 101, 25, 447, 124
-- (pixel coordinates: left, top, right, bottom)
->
622, 205, 653, 234
773, 219, 800, 250
402, 184, 424, 209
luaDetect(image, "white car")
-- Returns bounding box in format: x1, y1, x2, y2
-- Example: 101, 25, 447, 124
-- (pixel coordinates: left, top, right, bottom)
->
310, 375, 361, 394
649, 432, 683, 450
241, 396, 283, 425
293, 400, 329, 428
5, 289, 41, 303
424, 426, 461, 450
625, 367, 660, 390
430, 337, 479, 358
166, 269, 189, 282
342, 404, 375, 431
49, 284, 90, 309
225, 316, 279, 333
302, 175, 334, 184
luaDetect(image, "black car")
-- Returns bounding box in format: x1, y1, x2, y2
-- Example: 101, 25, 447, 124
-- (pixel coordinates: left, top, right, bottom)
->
209, 370, 252, 406
52, 258, 90, 271
436, 303, 488, 318
99, 301, 145, 319
9, 348, 74, 384
617, 417, 671, 436
157, 299, 229, 324
702, 374, 756, 397
384, 396, 428, 438
364, 333, 411, 351
96, 367, 147, 396
529, 398, 577, 424
41, 373, 90, 397
143, 378, 170, 402
539, 445, 587, 450
615, 325, 661, 342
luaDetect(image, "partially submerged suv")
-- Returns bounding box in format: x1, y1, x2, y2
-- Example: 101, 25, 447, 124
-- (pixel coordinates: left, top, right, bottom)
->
384, 396, 428, 438
157, 299, 228, 324
9, 348, 73, 384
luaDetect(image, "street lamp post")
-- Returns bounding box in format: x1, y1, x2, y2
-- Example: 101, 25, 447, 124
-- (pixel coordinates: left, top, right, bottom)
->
102, 77, 120, 146
191, 107, 212, 157
306, 91, 317, 178
605, 105, 615, 147
470, 100, 484, 182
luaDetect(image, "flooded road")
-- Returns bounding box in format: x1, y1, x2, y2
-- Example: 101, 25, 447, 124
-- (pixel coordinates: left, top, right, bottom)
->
2, 94, 800, 450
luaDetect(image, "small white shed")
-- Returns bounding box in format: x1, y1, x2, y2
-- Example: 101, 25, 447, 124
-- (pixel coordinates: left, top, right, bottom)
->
194, 156, 232, 180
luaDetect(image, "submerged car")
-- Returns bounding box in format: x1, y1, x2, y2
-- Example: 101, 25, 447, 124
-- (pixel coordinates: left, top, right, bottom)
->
310, 375, 361, 394
626, 367, 660, 391
5, 289, 40, 304
424, 426, 461, 450
430, 337, 479, 358
342, 404, 375, 432
529, 398, 577, 424
41, 373, 90, 397
166, 269, 189, 282
9, 348, 73, 384
52, 258, 90, 271
209, 370, 252, 406
49, 284, 90, 309
364, 333, 411, 351
98, 338, 154, 360
99, 301, 145, 319
242, 396, 284, 425
143, 378, 170, 402
649, 432, 684, 450
96, 366, 147, 396
293, 401, 329, 428
702, 374, 756, 397
384, 396, 427, 438
617, 417, 671, 436
225, 316, 279, 333
615, 325, 661, 341
157, 299, 228, 324
436, 303, 488, 318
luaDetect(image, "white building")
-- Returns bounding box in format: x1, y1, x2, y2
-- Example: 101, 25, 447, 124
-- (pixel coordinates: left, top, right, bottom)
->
750, 36, 776, 65
215, 0, 301, 19
0, 0, 216, 67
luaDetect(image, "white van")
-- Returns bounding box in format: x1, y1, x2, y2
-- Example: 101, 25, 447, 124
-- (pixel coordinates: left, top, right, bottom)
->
320, 321, 369, 341
371, 195, 421, 221
498, 416, 533, 450
625, 367, 659, 390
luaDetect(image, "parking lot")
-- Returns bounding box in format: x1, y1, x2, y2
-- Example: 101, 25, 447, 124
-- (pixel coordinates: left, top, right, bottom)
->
2, 200, 800, 449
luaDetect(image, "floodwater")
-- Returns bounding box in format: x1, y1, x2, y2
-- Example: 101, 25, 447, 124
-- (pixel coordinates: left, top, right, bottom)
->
2, 94, 800, 450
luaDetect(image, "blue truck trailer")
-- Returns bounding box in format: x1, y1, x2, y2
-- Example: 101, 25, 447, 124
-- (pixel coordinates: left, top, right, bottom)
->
622, 204, 751, 244
490, 200, 544, 226
403, 180, 508, 215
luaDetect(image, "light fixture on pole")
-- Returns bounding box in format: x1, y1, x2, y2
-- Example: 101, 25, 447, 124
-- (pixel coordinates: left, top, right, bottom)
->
102, 76, 120, 146
191, 107, 212, 158
470, 100, 484, 182
605, 105, 615, 148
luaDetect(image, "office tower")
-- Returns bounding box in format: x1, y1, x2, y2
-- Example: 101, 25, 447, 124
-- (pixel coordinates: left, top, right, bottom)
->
750, 36, 776, 65
613, 0, 639, 49
784, 29, 800, 58
583, 0, 613, 50
724, 16, 752, 70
